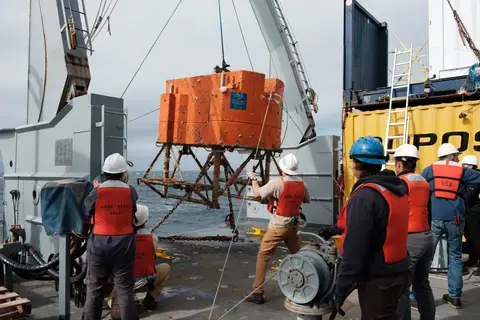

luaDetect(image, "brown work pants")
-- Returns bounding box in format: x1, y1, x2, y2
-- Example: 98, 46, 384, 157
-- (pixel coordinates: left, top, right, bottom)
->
358, 271, 409, 320
252, 227, 301, 294
148, 263, 171, 297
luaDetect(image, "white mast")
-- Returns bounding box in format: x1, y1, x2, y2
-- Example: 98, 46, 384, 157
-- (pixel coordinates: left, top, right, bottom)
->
249, 0, 316, 146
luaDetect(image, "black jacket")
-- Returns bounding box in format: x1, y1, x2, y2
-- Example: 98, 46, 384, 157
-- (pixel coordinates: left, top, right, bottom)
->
465, 171, 480, 214
336, 173, 410, 297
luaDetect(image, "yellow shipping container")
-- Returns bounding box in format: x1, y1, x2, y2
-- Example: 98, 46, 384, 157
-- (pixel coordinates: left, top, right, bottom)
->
342, 100, 480, 199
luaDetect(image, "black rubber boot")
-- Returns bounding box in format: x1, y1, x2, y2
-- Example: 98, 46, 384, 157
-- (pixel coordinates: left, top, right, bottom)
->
443, 294, 462, 309
142, 293, 158, 311
246, 292, 265, 304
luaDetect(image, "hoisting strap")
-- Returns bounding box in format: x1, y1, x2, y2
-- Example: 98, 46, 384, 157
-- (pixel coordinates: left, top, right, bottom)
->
217, 0, 228, 70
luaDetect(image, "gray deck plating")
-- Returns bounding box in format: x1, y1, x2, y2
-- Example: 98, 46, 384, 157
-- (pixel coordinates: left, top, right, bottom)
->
10, 238, 480, 319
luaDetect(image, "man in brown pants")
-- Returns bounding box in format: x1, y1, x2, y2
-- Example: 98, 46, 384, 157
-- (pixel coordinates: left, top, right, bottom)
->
246, 153, 311, 304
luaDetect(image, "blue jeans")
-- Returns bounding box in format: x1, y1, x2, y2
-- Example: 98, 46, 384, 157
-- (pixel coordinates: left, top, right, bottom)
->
431, 219, 465, 298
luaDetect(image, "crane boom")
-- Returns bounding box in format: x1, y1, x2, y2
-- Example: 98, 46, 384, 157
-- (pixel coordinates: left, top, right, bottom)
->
27, 0, 92, 124
248, 0, 316, 146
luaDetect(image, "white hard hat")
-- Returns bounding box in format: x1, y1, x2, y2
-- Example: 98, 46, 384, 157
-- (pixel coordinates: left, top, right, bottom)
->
393, 144, 419, 159
134, 204, 149, 227
102, 153, 128, 174
278, 153, 300, 175
460, 155, 479, 166
437, 143, 460, 158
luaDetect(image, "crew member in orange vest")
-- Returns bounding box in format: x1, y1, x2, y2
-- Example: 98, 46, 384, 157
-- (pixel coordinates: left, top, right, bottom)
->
393, 144, 435, 320
108, 204, 171, 318
82, 153, 139, 320
246, 153, 311, 304
422, 143, 480, 308
334, 136, 410, 318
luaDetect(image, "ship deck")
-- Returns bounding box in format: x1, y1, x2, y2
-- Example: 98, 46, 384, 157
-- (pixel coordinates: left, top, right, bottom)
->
10, 226, 480, 320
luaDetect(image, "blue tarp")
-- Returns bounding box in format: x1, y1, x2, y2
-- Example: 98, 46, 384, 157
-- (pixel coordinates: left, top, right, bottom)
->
40, 179, 93, 236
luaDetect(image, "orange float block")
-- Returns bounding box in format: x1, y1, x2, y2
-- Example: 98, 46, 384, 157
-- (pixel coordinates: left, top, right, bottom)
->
157, 70, 284, 150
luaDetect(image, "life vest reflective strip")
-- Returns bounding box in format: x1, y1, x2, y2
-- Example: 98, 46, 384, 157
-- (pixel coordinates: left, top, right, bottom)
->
273, 177, 305, 217
337, 182, 409, 264
431, 160, 464, 200
134, 233, 156, 277
93, 186, 134, 236
400, 173, 431, 233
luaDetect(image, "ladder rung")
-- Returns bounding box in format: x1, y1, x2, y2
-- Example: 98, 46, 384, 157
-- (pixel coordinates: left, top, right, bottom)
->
393, 84, 409, 89
393, 73, 410, 78
385, 162, 396, 166
387, 135, 404, 140
390, 109, 407, 113
386, 149, 397, 153
390, 97, 405, 101
396, 50, 412, 55
389, 122, 405, 126
395, 61, 410, 67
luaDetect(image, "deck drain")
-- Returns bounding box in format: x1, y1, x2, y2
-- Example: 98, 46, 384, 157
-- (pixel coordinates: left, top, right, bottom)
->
248, 275, 255, 278
221, 285, 228, 288
186, 297, 195, 301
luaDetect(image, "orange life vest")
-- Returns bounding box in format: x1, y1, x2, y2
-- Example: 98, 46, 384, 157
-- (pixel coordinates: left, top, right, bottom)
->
134, 233, 156, 278
93, 186, 134, 236
400, 173, 431, 233
431, 160, 464, 200
268, 177, 305, 217
337, 182, 409, 264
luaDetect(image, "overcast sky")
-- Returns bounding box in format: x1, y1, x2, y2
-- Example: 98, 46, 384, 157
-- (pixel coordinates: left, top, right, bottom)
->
0, 0, 428, 171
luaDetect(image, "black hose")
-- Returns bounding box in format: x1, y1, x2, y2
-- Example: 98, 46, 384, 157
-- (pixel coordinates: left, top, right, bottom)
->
0, 241, 87, 280
27, 244, 87, 284
13, 269, 55, 281
0, 251, 59, 272
30, 253, 87, 284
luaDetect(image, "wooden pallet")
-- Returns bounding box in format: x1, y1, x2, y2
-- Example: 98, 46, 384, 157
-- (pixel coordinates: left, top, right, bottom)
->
0, 287, 31, 319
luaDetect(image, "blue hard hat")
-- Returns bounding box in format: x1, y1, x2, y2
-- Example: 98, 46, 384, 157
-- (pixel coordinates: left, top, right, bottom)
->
349, 136, 387, 165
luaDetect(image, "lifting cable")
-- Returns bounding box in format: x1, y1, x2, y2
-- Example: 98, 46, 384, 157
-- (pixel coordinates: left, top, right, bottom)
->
36, 0, 48, 123
231, 0, 254, 71
217, 0, 228, 70
90, 0, 106, 35
120, 0, 184, 98
90, 0, 120, 43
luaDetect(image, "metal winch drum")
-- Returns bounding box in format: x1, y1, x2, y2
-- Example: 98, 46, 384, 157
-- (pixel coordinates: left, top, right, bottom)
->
278, 245, 332, 304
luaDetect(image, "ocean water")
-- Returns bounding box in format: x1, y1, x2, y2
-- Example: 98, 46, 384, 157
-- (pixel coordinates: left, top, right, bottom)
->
0, 171, 247, 238
130, 170, 246, 237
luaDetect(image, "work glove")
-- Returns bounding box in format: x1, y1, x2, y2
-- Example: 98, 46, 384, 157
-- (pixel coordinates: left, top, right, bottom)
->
318, 225, 344, 240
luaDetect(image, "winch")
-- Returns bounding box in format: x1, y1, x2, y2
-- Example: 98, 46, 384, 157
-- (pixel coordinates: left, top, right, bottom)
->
277, 231, 338, 320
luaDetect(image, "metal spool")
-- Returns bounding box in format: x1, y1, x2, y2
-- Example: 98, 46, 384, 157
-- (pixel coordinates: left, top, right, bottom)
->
277, 246, 331, 304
